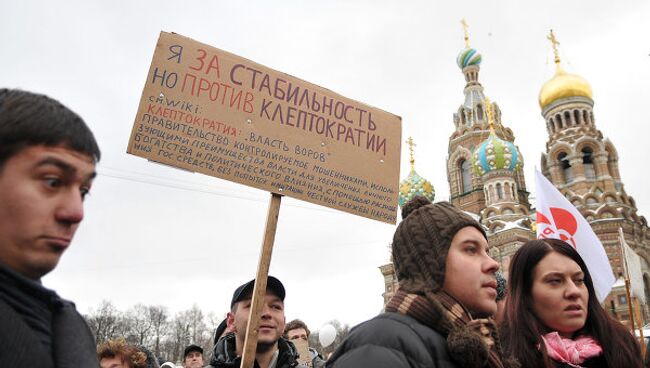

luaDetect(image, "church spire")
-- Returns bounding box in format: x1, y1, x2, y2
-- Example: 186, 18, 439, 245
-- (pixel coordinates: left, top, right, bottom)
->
407, 136, 416, 172
547, 29, 562, 70
461, 18, 470, 47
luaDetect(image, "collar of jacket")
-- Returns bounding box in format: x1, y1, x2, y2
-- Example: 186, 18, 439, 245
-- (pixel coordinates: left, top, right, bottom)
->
211, 333, 300, 368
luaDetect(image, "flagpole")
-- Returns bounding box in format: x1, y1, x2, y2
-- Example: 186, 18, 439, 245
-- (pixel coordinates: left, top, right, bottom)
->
619, 227, 645, 358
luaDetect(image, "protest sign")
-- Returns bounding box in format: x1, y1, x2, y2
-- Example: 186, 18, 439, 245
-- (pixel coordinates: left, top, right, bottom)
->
128, 32, 402, 223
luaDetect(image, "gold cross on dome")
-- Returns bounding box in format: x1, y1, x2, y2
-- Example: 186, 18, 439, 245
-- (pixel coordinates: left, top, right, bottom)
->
461, 18, 470, 47
407, 136, 416, 170
547, 29, 561, 65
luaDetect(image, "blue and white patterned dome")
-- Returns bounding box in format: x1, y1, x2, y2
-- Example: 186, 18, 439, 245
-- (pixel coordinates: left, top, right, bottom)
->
472, 133, 521, 176
457, 47, 482, 69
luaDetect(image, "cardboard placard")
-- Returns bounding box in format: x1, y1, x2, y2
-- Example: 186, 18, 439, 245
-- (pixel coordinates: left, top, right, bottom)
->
128, 32, 402, 223
291, 339, 312, 367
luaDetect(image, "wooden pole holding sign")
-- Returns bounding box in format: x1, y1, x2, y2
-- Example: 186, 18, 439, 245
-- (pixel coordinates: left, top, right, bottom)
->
240, 193, 282, 368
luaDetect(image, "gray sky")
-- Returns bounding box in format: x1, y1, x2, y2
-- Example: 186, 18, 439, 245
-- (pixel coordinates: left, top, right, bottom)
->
2, 0, 649, 332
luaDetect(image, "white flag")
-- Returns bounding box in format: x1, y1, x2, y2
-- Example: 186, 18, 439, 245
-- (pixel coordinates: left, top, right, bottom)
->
619, 228, 645, 304
535, 169, 615, 302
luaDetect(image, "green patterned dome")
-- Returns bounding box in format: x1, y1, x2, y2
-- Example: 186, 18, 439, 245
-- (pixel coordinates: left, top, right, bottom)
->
399, 137, 435, 207
457, 47, 482, 69
472, 132, 521, 176
398, 169, 435, 207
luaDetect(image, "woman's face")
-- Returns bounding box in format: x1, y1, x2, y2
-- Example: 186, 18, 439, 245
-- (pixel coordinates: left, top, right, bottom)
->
531, 251, 589, 337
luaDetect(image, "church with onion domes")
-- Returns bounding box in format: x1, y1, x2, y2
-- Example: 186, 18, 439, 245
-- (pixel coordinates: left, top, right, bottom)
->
380, 23, 650, 326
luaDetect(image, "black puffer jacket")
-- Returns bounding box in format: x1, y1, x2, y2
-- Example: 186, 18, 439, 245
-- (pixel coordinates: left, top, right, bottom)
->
326, 312, 459, 368
0, 263, 98, 368
208, 333, 306, 368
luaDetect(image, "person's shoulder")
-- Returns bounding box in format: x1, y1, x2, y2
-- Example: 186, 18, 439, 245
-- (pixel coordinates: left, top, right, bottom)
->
327, 312, 453, 368
351, 312, 446, 343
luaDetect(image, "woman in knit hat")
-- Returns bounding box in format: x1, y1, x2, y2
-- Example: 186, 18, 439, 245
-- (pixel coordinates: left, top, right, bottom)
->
327, 196, 516, 368
500, 239, 642, 368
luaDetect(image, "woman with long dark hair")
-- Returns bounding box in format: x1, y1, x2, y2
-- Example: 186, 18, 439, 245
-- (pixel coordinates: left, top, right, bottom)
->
500, 239, 642, 368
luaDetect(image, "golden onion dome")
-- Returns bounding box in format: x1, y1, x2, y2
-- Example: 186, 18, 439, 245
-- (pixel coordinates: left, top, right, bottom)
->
538, 66, 593, 108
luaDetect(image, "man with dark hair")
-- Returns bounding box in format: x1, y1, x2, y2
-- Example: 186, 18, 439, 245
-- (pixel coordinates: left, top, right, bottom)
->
284, 319, 326, 368
183, 344, 204, 368
208, 276, 305, 368
0, 89, 101, 366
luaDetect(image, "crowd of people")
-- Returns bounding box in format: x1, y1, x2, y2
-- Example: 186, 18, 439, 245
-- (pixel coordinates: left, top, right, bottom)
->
0, 87, 647, 367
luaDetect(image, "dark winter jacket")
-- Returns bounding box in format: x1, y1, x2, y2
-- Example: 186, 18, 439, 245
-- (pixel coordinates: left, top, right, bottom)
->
0, 263, 98, 367
326, 312, 459, 368
208, 332, 307, 368
308, 347, 326, 368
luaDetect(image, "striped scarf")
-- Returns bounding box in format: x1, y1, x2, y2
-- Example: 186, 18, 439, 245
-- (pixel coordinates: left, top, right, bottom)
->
386, 289, 516, 368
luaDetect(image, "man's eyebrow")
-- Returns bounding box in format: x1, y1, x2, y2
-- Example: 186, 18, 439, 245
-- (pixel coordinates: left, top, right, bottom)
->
35, 156, 97, 180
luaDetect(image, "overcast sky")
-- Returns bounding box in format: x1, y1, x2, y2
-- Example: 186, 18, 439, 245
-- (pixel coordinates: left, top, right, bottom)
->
2, 0, 649, 333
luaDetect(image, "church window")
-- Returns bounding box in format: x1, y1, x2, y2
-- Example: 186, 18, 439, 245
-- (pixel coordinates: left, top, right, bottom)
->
477, 104, 484, 121
574, 110, 582, 125
496, 183, 504, 200
511, 184, 516, 199
564, 111, 572, 126
558, 152, 572, 183
582, 147, 595, 179
460, 159, 472, 193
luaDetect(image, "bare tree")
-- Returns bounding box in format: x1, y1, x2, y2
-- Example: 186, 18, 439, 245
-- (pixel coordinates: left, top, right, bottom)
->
124, 304, 154, 346
85, 300, 123, 345
84, 301, 226, 363
148, 305, 170, 357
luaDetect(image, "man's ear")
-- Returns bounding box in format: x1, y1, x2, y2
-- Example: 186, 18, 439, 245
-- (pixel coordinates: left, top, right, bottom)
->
227, 312, 236, 332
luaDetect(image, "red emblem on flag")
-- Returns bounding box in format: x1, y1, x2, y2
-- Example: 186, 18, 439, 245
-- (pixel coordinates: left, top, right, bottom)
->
537, 207, 578, 248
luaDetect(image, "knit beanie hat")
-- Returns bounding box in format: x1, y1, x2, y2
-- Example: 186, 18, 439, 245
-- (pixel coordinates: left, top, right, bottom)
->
392, 196, 487, 294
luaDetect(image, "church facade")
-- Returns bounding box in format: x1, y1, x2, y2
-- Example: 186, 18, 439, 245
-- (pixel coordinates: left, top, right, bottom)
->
380, 28, 650, 326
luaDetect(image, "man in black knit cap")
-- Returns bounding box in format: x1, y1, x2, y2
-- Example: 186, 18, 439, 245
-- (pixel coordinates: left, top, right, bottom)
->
327, 196, 516, 368
0, 89, 100, 367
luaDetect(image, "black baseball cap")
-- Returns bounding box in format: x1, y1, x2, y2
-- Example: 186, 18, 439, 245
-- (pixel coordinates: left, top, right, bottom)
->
230, 276, 285, 307
183, 344, 203, 358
